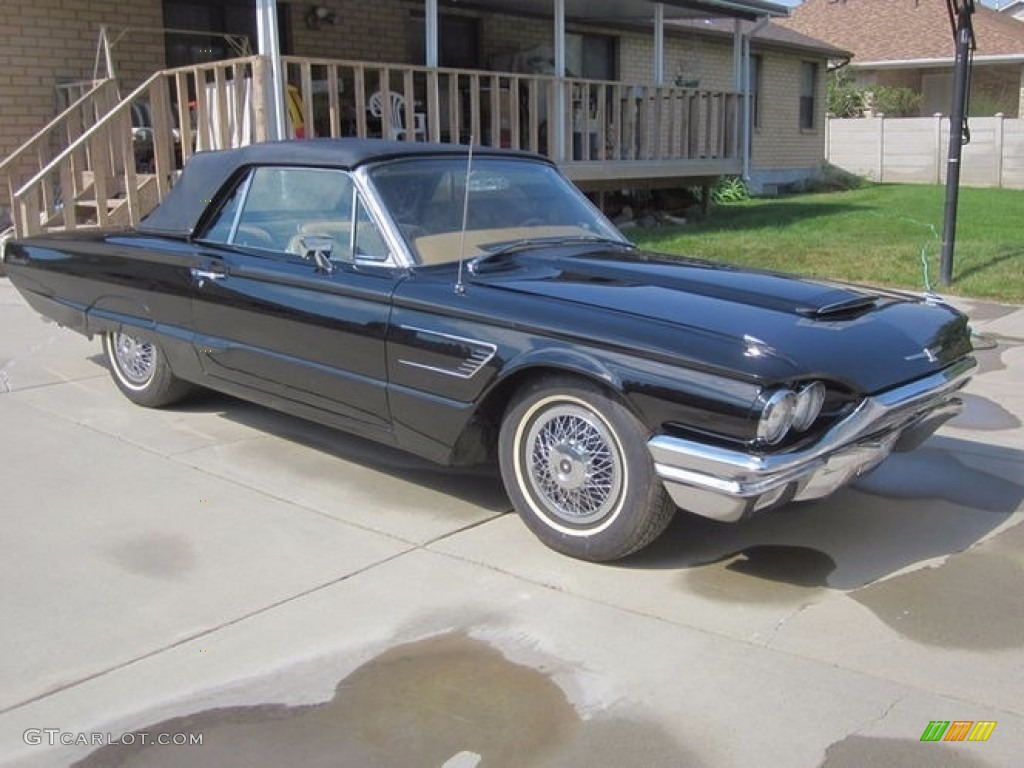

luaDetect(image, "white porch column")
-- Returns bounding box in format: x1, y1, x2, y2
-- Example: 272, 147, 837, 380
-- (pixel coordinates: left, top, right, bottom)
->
654, 3, 665, 87
553, 0, 567, 161
256, 0, 286, 141
425, 0, 438, 67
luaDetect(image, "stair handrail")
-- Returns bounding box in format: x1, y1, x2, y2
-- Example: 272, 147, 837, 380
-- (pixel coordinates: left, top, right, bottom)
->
16, 55, 268, 199
0, 78, 118, 185
13, 73, 165, 200
12, 55, 266, 236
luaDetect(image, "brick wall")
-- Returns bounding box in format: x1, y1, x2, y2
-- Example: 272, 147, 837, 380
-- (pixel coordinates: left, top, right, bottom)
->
288, 0, 412, 63
1, 0, 165, 215
751, 51, 827, 172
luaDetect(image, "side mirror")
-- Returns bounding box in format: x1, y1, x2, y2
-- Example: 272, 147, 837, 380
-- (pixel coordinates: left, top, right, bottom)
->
300, 235, 338, 273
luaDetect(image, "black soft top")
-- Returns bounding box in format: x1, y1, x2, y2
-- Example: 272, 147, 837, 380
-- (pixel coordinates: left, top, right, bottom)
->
137, 138, 548, 237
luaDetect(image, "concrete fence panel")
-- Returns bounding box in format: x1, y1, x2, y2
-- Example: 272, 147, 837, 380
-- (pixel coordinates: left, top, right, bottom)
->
827, 115, 1024, 189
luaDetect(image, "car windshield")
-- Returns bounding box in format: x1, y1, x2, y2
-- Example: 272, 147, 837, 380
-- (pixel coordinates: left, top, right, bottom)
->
366, 157, 628, 266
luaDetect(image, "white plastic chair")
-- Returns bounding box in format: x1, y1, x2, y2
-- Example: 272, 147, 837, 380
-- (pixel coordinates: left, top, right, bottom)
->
367, 90, 426, 141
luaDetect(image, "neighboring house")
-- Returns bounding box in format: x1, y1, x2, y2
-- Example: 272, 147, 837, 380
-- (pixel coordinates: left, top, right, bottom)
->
1001, 1, 1024, 23
778, 0, 1024, 118
2, 0, 847, 235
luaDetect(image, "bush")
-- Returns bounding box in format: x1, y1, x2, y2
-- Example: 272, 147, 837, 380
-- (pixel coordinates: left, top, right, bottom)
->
870, 86, 922, 117
968, 94, 1016, 117
711, 176, 750, 204
827, 69, 866, 118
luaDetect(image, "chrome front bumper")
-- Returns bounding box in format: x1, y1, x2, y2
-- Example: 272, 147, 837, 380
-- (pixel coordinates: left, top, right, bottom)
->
648, 357, 977, 523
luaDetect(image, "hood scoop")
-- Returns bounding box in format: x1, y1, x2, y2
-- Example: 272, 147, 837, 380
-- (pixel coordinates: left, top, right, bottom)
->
796, 295, 878, 319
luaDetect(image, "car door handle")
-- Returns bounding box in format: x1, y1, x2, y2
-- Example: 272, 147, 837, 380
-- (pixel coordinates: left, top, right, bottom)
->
190, 267, 227, 283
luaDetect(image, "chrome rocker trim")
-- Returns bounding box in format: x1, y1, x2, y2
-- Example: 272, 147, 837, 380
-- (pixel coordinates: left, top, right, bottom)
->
648, 357, 977, 522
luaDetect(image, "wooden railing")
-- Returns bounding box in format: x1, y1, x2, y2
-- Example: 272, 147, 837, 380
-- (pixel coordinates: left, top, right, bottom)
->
1, 78, 118, 227
10, 57, 265, 237
7, 54, 740, 237
281, 57, 740, 164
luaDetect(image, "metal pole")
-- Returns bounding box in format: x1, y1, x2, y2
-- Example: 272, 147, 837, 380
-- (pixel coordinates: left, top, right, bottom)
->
939, 4, 973, 286
256, 0, 286, 141
553, 0, 566, 162
426, 0, 438, 67
654, 4, 665, 87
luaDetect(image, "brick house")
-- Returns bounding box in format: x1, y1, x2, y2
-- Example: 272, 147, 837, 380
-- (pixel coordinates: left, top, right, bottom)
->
778, 0, 1024, 118
1, 0, 846, 235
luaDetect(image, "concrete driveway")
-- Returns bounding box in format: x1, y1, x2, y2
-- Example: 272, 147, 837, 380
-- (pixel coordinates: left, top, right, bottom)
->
1, 276, 1022, 767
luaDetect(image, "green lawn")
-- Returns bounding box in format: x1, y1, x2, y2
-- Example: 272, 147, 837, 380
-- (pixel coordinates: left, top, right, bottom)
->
629, 184, 1024, 303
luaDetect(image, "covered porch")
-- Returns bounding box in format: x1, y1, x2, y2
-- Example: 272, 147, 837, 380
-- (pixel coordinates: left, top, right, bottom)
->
260, 0, 789, 188
3, 0, 790, 237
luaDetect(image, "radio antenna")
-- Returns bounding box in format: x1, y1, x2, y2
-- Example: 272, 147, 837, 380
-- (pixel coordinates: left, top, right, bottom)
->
455, 136, 475, 294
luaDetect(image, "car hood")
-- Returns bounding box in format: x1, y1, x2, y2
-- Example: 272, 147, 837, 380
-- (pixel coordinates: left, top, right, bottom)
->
470, 248, 973, 393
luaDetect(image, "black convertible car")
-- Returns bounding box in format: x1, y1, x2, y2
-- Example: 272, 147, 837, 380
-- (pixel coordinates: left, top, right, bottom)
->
4, 139, 976, 561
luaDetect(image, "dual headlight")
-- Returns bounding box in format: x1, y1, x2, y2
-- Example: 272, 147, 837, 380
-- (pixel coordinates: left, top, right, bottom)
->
757, 381, 826, 445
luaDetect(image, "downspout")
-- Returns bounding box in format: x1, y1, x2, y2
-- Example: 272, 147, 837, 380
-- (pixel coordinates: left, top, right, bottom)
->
742, 15, 771, 182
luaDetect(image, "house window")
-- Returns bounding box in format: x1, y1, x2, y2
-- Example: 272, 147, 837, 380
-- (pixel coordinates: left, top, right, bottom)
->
566, 33, 617, 80
162, 0, 291, 68
408, 13, 480, 68
750, 54, 762, 130
800, 62, 818, 130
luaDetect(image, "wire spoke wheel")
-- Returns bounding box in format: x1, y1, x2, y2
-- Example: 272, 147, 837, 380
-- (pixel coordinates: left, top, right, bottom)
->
525, 404, 623, 526
500, 378, 676, 561
102, 330, 191, 407
112, 332, 157, 386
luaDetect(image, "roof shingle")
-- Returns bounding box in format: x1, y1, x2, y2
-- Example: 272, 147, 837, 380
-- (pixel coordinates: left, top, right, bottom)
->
777, 0, 1024, 63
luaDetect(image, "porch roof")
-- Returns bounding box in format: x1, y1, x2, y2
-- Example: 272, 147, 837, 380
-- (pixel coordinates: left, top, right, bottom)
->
446, 0, 790, 23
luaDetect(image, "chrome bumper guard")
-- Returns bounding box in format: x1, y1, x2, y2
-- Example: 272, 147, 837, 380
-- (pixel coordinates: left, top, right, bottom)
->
648, 357, 977, 523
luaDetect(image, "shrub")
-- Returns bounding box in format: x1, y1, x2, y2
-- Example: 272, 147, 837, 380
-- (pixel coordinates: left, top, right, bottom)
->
711, 176, 750, 204
870, 86, 922, 117
827, 68, 866, 118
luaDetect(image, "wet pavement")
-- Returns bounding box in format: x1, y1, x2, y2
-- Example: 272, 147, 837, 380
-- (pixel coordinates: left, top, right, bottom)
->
0, 278, 1022, 767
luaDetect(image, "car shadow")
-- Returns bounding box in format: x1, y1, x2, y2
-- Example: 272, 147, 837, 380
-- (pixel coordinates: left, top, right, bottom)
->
164, 388, 510, 514
620, 434, 1024, 591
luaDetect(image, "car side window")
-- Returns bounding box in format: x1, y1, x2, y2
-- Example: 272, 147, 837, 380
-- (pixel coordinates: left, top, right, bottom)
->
199, 167, 390, 264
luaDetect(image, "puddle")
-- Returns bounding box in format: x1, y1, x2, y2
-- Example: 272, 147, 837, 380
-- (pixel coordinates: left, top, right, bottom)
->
852, 523, 1024, 650
76, 633, 579, 767
683, 545, 836, 603
948, 393, 1020, 431
853, 448, 1024, 513
104, 533, 196, 580
820, 734, 995, 767
547, 716, 702, 767
76, 632, 695, 767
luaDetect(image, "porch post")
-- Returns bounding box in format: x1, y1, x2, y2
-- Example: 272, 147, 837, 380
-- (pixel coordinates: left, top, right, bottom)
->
732, 19, 742, 92
255, 0, 286, 141
654, 3, 665, 86
552, 0, 567, 161
425, 0, 438, 67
